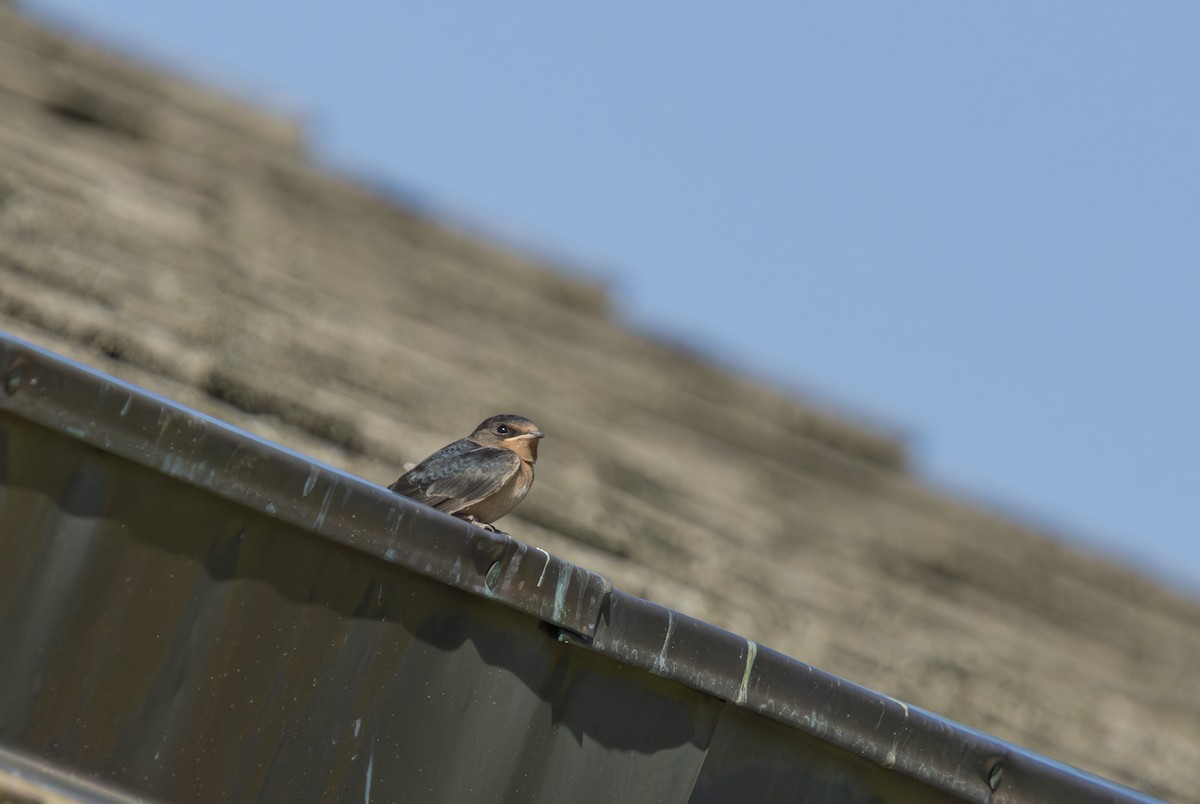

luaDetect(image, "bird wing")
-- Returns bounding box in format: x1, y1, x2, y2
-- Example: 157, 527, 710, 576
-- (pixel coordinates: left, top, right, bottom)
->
389, 440, 521, 516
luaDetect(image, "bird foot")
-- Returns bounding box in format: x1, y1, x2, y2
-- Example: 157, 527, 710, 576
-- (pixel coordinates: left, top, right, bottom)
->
457, 514, 501, 533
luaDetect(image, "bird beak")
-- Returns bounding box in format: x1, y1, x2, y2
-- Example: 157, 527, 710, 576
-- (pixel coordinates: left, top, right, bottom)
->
529, 431, 545, 440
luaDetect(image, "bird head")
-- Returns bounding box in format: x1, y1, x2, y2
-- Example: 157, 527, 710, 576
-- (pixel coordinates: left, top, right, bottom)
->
471, 414, 545, 463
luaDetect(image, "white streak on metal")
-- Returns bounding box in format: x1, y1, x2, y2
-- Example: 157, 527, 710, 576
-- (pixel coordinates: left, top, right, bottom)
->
314, 482, 335, 530
302, 466, 319, 497
652, 611, 677, 675
884, 694, 911, 718
736, 640, 758, 704
364, 746, 374, 804
504, 546, 523, 585
552, 563, 572, 622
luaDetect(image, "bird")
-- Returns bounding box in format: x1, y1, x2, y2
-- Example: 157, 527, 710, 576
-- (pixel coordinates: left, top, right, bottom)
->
388, 414, 545, 531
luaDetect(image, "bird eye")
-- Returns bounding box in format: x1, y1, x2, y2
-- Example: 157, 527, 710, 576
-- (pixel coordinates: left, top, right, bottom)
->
497, 424, 510, 435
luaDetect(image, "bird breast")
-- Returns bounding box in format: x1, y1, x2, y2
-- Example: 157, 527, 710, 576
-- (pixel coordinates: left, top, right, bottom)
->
461, 459, 535, 523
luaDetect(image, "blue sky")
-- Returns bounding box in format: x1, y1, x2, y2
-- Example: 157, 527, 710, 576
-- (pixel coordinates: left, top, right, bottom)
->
26, 2, 1200, 594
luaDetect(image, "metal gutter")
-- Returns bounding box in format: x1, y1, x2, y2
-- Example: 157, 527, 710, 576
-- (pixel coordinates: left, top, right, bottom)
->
0, 334, 612, 641
0, 331, 1158, 803
583, 593, 1151, 803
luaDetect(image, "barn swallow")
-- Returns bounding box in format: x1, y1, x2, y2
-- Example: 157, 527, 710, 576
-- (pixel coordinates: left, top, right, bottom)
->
388, 414, 544, 531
